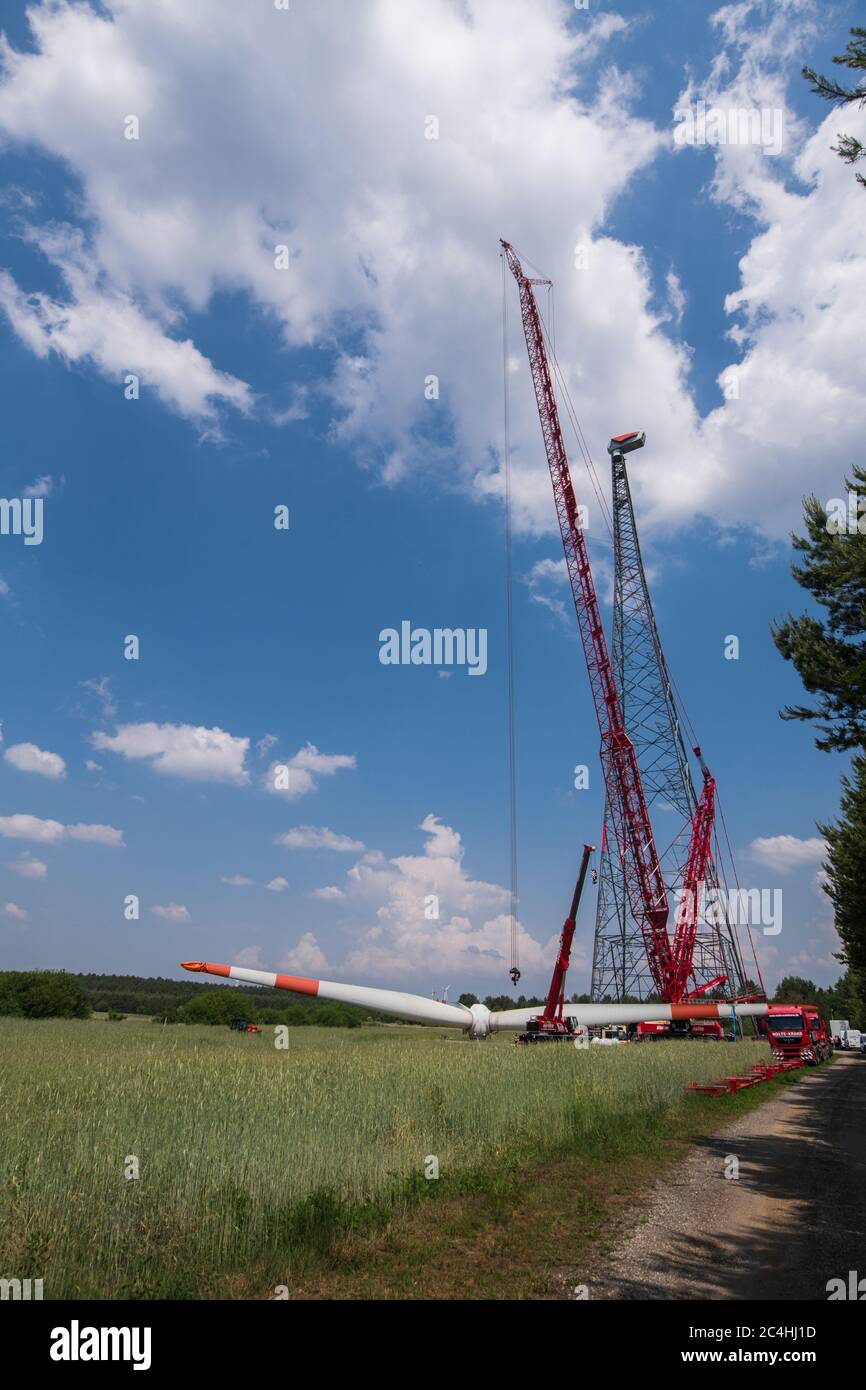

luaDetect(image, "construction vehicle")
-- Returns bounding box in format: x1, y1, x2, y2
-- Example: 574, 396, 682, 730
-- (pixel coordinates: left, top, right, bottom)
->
760, 1005, 831, 1064
516, 842, 595, 1043
500, 241, 749, 1024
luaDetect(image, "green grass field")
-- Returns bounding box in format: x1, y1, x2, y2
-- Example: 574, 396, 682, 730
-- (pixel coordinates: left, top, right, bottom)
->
1, 1015, 770, 1298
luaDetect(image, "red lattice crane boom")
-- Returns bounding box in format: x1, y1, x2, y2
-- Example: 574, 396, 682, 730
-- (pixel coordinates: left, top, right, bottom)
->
672, 749, 720, 1002
501, 240, 675, 1000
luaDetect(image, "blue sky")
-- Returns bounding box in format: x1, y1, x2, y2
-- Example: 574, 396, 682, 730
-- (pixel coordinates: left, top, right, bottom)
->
0, 0, 862, 996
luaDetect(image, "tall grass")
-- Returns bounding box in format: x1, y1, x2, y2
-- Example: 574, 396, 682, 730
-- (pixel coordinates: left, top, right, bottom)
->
0, 1016, 768, 1297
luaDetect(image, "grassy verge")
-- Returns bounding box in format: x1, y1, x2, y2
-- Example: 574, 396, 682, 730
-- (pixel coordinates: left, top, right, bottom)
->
286, 1064, 825, 1300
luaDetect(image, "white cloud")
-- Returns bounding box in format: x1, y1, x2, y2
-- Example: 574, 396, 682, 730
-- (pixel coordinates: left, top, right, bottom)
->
281, 932, 330, 976
332, 814, 564, 984
0, 235, 252, 425
275, 826, 365, 852
0, 577, 9, 598
664, 269, 686, 326
0, 0, 857, 558
310, 885, 344, 901
747, 835, 827, 873
6, 852, 47, 879
0, 0, 665, 533
266, 876, 289, 893
80, 676, 116, 720
3, 901, 29, 922
235, 945, 266, 969
67, 823, 126, 847
668, 0, 866, 539
0, 813, 124, 847
0, 813, 65, 844
22, 474, 56, 497
4, 741, 66, 779
152, 902, 191, 923
92, 721, 249, 784
220, 874, 253, 886
85, 759, 102, 773
524, 557, 569, 622
263, 743, 356, 799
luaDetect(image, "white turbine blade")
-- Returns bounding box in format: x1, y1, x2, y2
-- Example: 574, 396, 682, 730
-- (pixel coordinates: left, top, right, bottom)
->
181, 961, 472, 1029
490, 1002, 672, 1031
489, 1000, 769, 1031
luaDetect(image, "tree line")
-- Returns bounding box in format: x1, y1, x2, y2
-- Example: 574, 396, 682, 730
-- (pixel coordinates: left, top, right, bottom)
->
0, 970, 371, 1027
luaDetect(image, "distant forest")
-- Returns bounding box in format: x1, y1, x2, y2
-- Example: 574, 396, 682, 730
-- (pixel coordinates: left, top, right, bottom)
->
0, 970, 372, 1027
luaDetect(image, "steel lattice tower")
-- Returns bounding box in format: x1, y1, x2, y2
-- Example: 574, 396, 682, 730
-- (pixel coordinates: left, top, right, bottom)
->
590, 451, 750, 1002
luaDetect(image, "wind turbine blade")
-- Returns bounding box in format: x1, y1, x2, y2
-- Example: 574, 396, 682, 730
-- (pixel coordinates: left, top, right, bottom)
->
180, 961, 473, 1029
489, 1000, 769, 1031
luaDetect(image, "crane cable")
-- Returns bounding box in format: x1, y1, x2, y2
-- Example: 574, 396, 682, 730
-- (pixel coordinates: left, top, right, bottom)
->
502, 253, 520, 986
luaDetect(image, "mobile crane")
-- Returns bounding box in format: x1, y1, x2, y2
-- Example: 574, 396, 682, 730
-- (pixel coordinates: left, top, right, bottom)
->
516, 842, 596, 1043
501, 241, 723, 1012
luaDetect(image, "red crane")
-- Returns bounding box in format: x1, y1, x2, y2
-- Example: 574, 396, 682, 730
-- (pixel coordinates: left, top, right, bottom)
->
517, 841, 596, 1043
502, 240, 728, 1009
671, 748, 721, 1002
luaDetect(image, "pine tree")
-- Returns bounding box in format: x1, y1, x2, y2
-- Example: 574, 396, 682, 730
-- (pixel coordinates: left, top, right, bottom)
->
819, 756, 866, 987
774, 470, 866, 1004
772, 464, 866, 752
803, 26, 866, 187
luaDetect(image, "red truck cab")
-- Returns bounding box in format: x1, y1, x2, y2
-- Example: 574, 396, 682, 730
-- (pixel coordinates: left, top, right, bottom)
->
762, 1005, 831, 1064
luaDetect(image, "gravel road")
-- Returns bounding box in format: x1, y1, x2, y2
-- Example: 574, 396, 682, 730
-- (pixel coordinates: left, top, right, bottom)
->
594, 1052, 866, 1300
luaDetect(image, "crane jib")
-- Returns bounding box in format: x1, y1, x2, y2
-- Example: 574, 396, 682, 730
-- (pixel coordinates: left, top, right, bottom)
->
502, 239, 678, 999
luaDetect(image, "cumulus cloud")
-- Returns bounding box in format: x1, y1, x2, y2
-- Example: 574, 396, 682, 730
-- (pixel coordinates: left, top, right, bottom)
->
0, 813, 124, 847
0, 0, 665, 535
0, 230, 252, 425
332, 814, 564, 984
3, 741, 66, 779
2, 901, 29, 922
263, 743, 356, 799
669, 0, 866, 539
234, 945, 266, 969
0, 0, 858, 554
275, 826, 365, 852
6, 852, 47, 879
310, 885, 344, 901
281, 932, 330, 975
266, 876, 289, 893
220, 874, 253, 886
747, 835, 827, 873
92, 721, 249, 784
67, 823, 126, 847
152, 902, 191, 923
